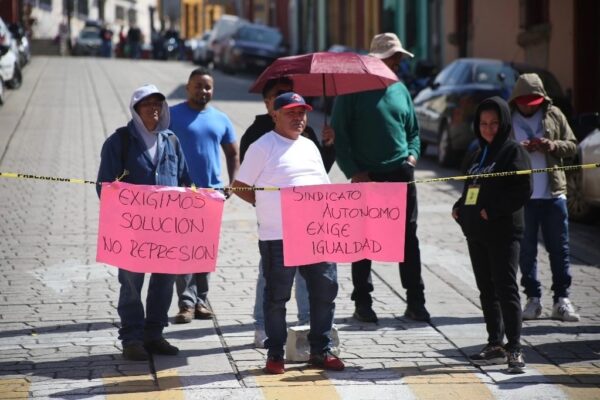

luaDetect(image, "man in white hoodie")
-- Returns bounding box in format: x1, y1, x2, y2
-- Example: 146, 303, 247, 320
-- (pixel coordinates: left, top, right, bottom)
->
97, 84, 191, 361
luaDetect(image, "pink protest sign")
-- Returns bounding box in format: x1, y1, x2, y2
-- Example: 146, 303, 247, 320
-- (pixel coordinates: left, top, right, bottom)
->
281, 182, 407, 266
96, 182, 225, 274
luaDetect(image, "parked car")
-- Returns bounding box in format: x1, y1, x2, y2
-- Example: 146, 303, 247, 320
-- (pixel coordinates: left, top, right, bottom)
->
0, 44, 8, 105
217, 23, 286, 73
188, 31, 211, 65
0, 17, 22, 91
209, 14, 247, 67
72, 28, 102, 56
327, 44, 367, 54
414, 58, 572, 166
8, 22, 30, 66
567, 112, 600, 221
161, 29, 183, 60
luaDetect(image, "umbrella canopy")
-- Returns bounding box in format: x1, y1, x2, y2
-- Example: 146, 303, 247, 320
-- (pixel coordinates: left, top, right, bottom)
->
249, 51, 399, 97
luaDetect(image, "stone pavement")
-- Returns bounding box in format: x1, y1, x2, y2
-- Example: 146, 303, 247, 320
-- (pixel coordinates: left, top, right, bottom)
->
0, 57, 599, 399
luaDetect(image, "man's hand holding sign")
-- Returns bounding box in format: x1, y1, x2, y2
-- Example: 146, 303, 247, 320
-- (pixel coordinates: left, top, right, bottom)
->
97, 182, 225, 274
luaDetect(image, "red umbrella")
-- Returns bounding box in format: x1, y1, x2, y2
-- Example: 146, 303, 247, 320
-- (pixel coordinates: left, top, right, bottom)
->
249, 51, 398, 98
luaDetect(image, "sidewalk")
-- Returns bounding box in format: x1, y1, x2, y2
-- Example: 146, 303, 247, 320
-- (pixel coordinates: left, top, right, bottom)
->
0, 57, 598, 399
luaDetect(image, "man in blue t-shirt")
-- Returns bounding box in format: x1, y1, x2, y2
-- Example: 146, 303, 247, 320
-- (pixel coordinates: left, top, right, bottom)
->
170, 67, 239, 323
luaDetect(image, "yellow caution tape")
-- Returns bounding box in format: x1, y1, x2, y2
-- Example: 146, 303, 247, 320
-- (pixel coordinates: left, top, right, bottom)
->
1, 163, 598, 190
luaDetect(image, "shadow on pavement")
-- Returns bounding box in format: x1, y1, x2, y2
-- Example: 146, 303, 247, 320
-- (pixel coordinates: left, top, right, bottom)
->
0, 321, 118, 339
430, 316, 484, 326
522, 323, 600, 335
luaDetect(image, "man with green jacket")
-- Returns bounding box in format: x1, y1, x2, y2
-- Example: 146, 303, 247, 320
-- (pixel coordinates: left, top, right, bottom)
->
331, 33, 428, 323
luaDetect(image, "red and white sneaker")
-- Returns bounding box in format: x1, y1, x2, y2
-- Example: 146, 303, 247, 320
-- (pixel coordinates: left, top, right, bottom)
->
264, 355, 285, 374
308, 351, 345, 371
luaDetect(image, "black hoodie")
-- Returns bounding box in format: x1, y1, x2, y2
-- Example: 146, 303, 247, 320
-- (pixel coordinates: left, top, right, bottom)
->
453, 97, 532, 241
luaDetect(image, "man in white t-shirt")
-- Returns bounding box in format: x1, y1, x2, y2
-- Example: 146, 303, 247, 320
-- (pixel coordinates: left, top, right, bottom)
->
232, 92, 344, 374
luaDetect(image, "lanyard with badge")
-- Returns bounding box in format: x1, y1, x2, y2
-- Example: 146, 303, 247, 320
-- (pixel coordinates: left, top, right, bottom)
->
464, 146, 488, 206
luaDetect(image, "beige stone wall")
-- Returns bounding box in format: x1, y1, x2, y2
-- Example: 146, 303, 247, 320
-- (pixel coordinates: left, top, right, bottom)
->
548, 1, 574, 92
440, 0, 574, 95
442, 0, 457, 65
471, 0, 523, 62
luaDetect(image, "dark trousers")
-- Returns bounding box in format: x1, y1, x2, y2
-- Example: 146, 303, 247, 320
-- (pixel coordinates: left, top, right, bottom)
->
467, 236, 522, 351
259, 240, 338, 358
351, 162, 425, 307
117, 269, 175, 346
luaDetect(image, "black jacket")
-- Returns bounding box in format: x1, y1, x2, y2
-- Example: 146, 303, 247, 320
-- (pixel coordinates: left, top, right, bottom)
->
240, 113, 336, 172
453, 97, 532, 241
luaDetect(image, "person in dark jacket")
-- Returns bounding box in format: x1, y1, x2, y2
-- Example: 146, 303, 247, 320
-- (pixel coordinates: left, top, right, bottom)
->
97, 84, 191, 361
241, 77, 335, 347
452, 97, 532, 374
240, 77, 335, 167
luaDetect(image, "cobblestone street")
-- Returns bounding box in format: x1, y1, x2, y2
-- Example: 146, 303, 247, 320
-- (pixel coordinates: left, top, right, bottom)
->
0, 57, 599, 399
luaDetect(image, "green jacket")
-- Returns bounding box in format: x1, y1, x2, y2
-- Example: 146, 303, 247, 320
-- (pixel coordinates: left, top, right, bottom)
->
331, 82, 420, 178
509, 73, 577, 197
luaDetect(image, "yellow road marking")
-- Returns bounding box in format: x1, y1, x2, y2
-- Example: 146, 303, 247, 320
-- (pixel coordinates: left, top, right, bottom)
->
255, 367, 340, 400
0, 378, 30, 399
401, 366, 494, 400
533, 364, 600, 399
103, 369, 184, 399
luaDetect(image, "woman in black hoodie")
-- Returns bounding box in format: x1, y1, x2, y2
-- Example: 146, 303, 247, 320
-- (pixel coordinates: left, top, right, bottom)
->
452, 97, 532, 374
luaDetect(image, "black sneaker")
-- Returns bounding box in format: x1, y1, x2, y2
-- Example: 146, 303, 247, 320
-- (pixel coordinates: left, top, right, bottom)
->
469, 344, 507, 366
122, 342, 149, 361
144, 338, 179, 356
404, 305, 431, 322
353, 305, 378, 323
507, 349, 526, 374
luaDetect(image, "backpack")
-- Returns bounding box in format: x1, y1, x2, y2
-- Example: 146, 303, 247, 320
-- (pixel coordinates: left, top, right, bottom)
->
116, 126, 180, 182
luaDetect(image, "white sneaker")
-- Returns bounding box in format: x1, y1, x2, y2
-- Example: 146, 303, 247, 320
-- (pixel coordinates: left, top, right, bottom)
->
254, 329, 267, 348
551, 297, 580, 322
522, 297, 543, 320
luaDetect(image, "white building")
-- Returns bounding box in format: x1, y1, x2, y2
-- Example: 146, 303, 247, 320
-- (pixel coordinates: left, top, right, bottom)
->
30, 0, 159, 44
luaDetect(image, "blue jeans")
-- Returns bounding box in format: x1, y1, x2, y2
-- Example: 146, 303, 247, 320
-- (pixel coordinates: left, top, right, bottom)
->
117, 269, 175, 346
176, 273, 210, 308
254, 258, 310, 328
519, 198, 572, 303
259, 240, 338, 358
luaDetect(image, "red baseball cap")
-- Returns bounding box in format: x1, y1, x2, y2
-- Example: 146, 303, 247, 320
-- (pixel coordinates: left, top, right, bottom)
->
515, 94, 545, 106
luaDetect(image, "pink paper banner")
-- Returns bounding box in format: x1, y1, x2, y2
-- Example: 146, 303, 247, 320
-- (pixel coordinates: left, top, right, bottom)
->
281, 182, 407, 266
96, 182, 225, 274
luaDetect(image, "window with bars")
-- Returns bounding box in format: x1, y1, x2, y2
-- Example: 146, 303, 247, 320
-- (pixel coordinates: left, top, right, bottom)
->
520, 0, 550, 29
115, 5, 125, 21
77, 0, 89, 16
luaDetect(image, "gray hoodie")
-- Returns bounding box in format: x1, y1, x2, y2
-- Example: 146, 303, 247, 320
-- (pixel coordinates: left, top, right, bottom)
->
129, 84, 171, 164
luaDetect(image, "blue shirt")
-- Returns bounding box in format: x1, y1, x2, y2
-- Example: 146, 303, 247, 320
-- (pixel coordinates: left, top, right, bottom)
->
169, 103, 236, 188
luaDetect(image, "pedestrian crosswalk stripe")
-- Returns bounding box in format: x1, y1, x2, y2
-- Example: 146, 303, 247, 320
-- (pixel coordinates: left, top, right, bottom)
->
401, 366, 495, 400
103, 369, 184, 399
532, 364, 600, 399
254, 367, 341, 399
0, 378, 29, 399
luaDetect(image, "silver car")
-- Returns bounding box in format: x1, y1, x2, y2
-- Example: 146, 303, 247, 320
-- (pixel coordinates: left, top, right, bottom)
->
567, 114, 600, 221
72, 28, 102, 56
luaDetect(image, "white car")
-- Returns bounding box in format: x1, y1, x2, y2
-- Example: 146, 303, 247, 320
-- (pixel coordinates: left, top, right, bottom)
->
190, 31, 211, 65
567, 114, 600, 221
0, 17, 22, 94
